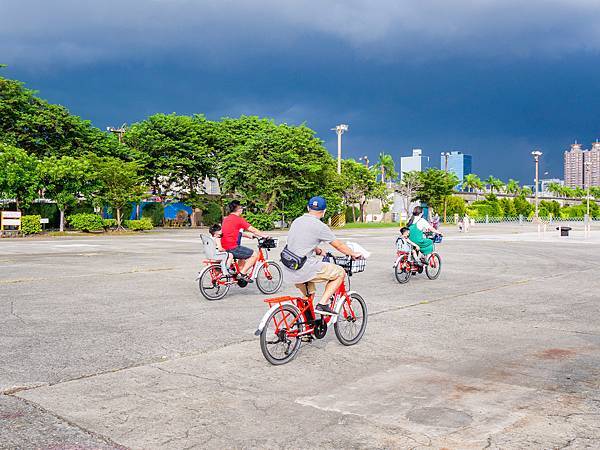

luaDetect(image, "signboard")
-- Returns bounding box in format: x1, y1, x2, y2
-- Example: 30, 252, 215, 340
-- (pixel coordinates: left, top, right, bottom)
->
40, 218, 49, 224
1, 211, 21, 231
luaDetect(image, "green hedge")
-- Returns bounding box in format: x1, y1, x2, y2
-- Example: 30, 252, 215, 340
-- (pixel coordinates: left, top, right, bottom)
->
21, 215, 42, 235
68, 213, 105, 232
124, 217, 153, 231
142, 202, 165, 226
103, 218, 118, 229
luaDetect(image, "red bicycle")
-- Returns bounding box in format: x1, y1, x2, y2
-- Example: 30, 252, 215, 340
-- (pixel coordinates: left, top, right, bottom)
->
197, 237, 283, 300
393, 233, 442, 284
255, 255, 367, 365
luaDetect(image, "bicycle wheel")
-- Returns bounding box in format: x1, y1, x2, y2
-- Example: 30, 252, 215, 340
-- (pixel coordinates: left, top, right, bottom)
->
425, 253, 442, 280
256, 261, 283, 295
334, 292, 367, 346
198, 264, 230, 300
260, 303, 303, 365
394, 257, 411, 284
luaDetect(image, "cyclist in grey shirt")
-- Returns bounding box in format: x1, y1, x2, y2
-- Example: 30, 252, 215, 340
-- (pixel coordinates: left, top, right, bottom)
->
282, 196, 361, 316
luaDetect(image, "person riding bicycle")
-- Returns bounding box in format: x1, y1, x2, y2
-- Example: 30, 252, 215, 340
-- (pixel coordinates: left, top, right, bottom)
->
407, 206, 442, 264
397, 226, 422, 266
281, 196, 362, 316
221, 200, 270, 279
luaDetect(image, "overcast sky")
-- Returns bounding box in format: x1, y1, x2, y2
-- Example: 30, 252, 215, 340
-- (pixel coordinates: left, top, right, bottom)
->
3, 0, 600, 181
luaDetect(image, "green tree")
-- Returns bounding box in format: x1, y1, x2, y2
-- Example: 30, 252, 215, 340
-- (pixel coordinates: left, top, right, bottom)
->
90, 156, 147, 228
340, 159, 379, 222
40, 155, 93, 231
213, 116, 337, 220
396, 171, 423, 220
0, 143, 41, 211
521, 186, 533, 197
416, 169, 459, 214
505, 179, 521, 195
446, 195, 467, 217
124, 113, 215, 199
463, 173, 484, 198
499, 197, 517, 217
546, 182, 563, 197
373, 152, 398, 185
0, 75, 126, 159
513, 194, 533, 216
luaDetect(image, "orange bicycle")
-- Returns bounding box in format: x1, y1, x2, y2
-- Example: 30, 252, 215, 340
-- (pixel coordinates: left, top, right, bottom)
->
255, 254, 367, 365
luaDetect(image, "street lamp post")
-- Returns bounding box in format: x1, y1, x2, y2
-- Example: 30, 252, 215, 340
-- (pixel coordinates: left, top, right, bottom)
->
441, 152, 450, 172
441, 152, 451, 224
358, 155, 369, 168
107, 124, 126, 143
531, 150, 543, 219
331, 124, 348, 175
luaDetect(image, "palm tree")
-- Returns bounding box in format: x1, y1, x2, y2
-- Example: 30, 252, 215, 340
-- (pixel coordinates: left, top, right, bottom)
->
505, 179, 520, 195
485, 175, 495, 193
490, 177, 505, 194
463, 174, 481, 193
373, 152, 398, 186
521, 186, 533, 197
573, 187, 586, 199
546, 182, 563, 198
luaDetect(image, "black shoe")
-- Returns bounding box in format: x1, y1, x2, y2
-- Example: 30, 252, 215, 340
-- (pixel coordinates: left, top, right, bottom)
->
315, 304, 337, 316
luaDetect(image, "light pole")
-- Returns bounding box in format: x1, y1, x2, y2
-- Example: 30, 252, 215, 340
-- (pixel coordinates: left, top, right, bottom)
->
531, 150, 543, 218
441, 152, 450, 172
441, 152, 451, 224
358, 155, 369, 168
331, 124, 348, 175
107, 124, 126, 143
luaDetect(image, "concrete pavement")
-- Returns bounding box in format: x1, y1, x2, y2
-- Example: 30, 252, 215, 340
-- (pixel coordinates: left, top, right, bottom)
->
1, 224, 599, 448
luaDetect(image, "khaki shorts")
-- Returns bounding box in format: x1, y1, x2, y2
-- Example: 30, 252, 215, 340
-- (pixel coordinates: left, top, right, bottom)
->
295, 263, 345, 295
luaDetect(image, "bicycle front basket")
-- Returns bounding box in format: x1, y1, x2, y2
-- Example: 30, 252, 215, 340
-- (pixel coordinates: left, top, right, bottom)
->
333, 255, 366, 274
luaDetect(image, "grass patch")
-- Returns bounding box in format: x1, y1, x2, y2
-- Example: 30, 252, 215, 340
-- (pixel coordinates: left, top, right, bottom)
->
341, 222, 400, 229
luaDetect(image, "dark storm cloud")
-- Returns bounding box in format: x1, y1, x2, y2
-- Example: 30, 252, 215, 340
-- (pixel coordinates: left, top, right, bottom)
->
4, 0, 600, 66
3, 0, 600, 180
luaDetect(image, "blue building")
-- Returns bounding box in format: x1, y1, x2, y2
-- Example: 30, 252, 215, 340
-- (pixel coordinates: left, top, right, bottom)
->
441, 151, 472, 187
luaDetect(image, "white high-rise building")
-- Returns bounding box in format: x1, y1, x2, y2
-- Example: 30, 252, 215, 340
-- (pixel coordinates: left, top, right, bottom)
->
400, 148, 430, 180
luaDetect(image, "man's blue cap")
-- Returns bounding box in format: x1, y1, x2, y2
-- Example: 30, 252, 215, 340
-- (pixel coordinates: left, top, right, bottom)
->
308, 196, 327, 211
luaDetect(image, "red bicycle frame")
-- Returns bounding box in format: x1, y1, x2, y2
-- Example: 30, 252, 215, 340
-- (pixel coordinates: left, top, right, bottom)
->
203, 246, 274, 286
263, 279, 357, 338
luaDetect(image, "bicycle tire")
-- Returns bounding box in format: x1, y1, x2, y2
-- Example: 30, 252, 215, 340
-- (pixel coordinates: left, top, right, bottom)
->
256, 261, 283, 295
394, 257, 411, 284
425, 253, 442, 280
260, 303, 303, 365
198, 264, 230, 300
334, 292, 367, 346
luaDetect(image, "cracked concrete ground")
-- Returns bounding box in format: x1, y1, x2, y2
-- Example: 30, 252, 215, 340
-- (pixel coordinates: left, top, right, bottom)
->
1, 223, 599, 449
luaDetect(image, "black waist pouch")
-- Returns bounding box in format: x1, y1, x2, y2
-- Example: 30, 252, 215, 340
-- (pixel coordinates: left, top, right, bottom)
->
280, 245, 307, 270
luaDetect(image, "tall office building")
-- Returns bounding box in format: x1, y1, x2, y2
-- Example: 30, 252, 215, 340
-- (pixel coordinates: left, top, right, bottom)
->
564, 142, 585, 188
587, 141, 600, 187
400, 149, 430, 180
564, 141, 600, 188
440, 151, 472, 184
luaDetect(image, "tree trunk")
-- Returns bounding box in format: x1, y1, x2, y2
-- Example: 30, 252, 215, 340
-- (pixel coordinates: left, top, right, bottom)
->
265, 190, 277, 214
381, 165, 385, 184
116, 208, 122, 229
351, 205, 356, 223
59, 209, 65, 232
